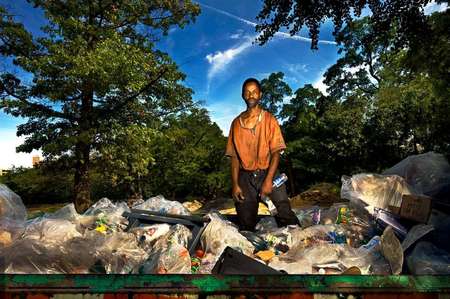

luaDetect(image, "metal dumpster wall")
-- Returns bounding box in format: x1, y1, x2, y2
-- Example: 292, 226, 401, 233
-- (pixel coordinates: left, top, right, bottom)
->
1, 275, 450, 298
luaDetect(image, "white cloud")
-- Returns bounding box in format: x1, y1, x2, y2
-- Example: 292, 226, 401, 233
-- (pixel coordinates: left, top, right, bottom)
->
312, 73, 329, 95
287, 63, 309, 74
0, 129, 42, 169
230, 29, 244, 39
205, 36, 254, 92
198, 2, 337, 45
424, 1, 448, 15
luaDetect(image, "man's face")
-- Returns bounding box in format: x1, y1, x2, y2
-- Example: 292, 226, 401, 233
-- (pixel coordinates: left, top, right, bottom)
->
243, 82, 262, 108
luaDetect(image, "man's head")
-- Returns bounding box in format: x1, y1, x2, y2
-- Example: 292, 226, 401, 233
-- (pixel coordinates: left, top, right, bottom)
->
242, 78, 262, 109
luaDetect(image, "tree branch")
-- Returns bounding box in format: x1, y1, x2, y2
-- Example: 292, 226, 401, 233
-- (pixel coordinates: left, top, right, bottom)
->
0, 81, 73, 120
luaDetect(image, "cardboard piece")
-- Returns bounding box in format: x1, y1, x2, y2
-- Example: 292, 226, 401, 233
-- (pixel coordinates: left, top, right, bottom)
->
400, 194, 432, 223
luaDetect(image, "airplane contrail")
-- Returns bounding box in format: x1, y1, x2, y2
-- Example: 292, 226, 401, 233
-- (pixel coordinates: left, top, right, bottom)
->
197, 2, 337, 45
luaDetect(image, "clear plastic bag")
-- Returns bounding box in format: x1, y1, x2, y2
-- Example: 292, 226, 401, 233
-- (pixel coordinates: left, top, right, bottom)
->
255, 216, 278, 233
406, 241, 450, 274
140, 224, 192, 274
83, 198, 129, 232
22, 218, 83, 247
200, 213, 254, 256
0, 239, 96, 274
198, 213, 254, 273
0, 219, 24, 248
383, 152, 450, 199
133, 195, 191, 216
93, 231, 149, 274
341, 174, 415, 214
0, 184, 27, 223
293, 206, 321, 228
129, 223, 171, 251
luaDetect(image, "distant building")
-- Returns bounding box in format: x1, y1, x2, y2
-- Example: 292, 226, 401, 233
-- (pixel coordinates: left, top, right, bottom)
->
0, 169, 10, 176
32, 155, 42, 167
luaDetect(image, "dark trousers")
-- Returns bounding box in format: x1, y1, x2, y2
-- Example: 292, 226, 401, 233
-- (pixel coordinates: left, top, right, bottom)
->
235, 169, 300, 231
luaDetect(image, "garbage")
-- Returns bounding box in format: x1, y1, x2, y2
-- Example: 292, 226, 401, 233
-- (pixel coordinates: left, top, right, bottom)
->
93, 231, 148, 274
341, 174, 415, 215
0, 230, 12, 247
133, 195, 191, 216
383, 152, 450, 200
0, 238, 96, 274
380, 226, 403, 275
83, 198, 129, 232
0, 184, 27, 223
140, 224, 192, 274
197, 213, 254, 273
402, 224, 435, 252
373, 208, 408, 238
255, 250, 275, 262
22, 218, 83, 247
399, 194, 432, 223
212, 246, 282, 275
129, 223, 171, 251
255, 216, 279, 232
200, 213, 254, 257
293, 206, 321, 228
406, 241, 450, 274
240, 230, 268, 252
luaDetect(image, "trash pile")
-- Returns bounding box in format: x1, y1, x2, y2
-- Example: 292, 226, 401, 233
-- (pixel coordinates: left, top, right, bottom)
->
0, 151, 449, 275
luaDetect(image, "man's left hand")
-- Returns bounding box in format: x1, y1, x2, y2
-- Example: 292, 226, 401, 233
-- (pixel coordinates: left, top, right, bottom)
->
260, 179, 273, 198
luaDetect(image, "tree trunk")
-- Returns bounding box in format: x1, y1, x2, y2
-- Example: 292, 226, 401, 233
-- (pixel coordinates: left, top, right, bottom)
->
74, 141, 91, 213
74, 83, 94, 213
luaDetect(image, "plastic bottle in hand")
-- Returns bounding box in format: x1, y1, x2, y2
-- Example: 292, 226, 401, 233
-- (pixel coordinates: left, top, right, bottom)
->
261, 173, 288, 216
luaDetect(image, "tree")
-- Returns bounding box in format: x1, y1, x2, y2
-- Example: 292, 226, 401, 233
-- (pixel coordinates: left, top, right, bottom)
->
145, 107, 230, 200
0, 1, 200, 212
260, 72, 292, 117
95, 123, 158, 201
254, 0, 439, 50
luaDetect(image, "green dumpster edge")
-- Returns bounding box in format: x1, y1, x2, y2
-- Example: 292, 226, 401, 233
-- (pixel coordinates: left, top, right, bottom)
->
1, 275, 450, 294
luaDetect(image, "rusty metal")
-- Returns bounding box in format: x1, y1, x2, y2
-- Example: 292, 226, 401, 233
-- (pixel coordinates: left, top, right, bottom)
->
1, 275, 450, 294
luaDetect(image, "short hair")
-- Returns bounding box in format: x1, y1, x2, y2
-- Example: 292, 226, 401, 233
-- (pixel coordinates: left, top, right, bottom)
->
242, 78, 261, 97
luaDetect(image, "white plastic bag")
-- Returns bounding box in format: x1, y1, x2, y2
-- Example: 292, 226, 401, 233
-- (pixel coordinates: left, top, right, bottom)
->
133, 195, 191, 215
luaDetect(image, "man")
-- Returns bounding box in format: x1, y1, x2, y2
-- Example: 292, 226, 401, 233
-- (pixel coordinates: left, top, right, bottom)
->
225, 78, 300, 231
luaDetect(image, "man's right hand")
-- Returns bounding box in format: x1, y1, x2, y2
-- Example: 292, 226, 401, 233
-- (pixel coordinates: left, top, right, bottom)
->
232, 184, 245, 203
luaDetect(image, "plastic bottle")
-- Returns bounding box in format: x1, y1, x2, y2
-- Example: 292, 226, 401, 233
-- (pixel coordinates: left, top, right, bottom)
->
261, 173, 288, 216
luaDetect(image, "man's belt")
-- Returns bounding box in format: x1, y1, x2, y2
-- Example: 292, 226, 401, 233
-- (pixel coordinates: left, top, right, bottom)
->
240, 168, 268, 176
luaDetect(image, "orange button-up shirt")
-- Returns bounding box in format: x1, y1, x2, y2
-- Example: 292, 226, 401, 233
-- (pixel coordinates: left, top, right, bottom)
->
225, 110, 286, 171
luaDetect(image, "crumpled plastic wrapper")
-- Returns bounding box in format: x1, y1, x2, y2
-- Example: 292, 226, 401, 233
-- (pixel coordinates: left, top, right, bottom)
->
140, 224, 192, 274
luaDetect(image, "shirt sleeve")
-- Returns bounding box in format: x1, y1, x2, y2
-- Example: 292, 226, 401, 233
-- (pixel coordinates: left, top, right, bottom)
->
269, 115, 287, 154
225, 122, 237, 157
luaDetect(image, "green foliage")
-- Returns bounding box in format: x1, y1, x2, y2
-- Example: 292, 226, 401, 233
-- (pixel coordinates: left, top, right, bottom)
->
0, 0, 200, 210
145, 107, 230, 200
95, 123, 158, 199
261, 10, 450, 193
260, 72, 292, 117
0, 166, 73, 205
255, 0, 435, 50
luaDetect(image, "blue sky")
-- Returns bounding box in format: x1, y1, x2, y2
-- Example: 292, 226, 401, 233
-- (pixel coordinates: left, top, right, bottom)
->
0, 0, 447, 169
